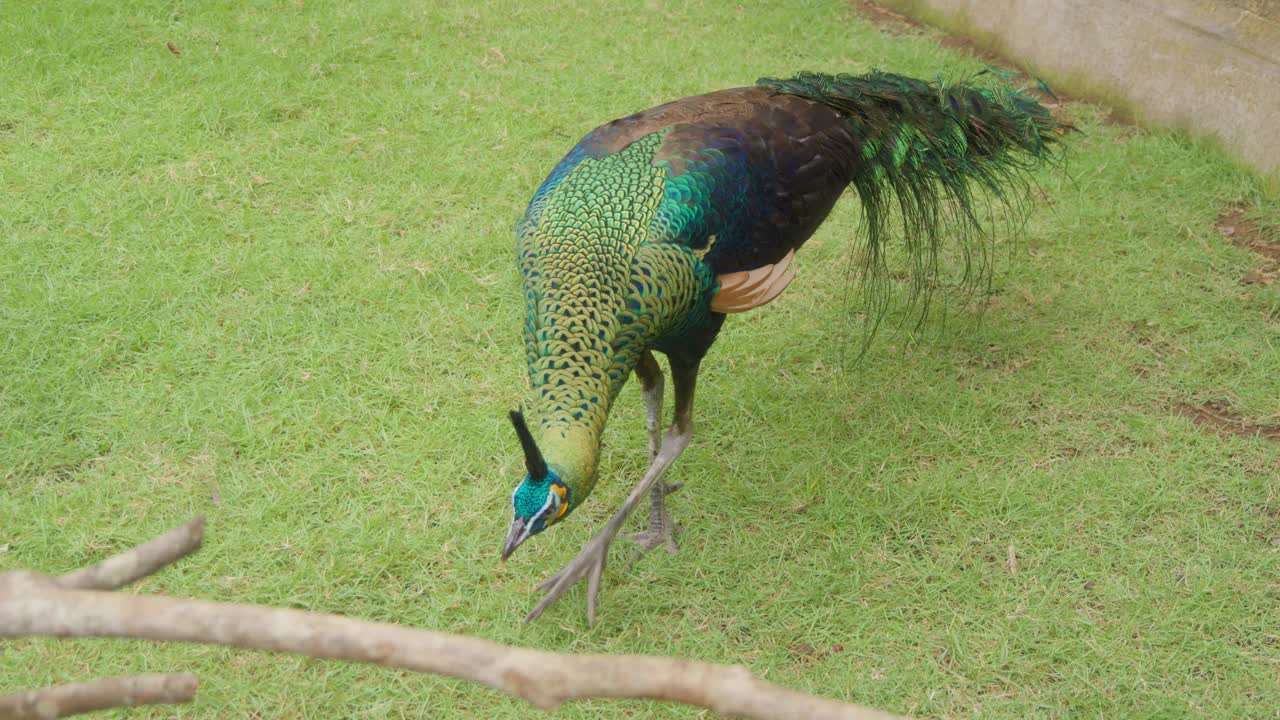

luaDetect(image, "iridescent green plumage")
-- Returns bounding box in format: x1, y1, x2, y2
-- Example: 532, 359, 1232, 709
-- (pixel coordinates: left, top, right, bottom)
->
505, 69, 1068, 623
516, 133, 717, 508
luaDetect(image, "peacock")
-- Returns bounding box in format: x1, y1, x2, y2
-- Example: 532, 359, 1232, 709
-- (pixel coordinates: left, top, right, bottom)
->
502, 70, 1067, 624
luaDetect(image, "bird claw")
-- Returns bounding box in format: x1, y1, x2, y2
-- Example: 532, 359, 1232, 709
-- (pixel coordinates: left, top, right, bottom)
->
525, 534, 612, 626
626, 481, 682, 568
626, 520, 679, 569
628, 525, 679, 553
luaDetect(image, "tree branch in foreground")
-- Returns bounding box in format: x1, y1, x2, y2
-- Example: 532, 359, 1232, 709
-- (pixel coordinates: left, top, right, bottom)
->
0, 674, 197, 720
57, 516, 204, 591
0, 518, 899, 720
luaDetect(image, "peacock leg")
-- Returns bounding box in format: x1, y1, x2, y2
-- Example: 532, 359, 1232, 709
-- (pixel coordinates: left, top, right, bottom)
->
629, 348, 691, 556
631, 350, 683, 556
526, 356, 701, 626
634, 350, 664, 463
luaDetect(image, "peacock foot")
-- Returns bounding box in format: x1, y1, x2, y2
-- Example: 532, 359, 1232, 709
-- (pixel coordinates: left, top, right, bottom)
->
524, 529, 615, 626
627, 522, 678, 557
627, 481, 682, 563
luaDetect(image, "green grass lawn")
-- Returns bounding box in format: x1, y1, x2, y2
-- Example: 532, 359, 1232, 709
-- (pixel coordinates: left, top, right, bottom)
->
3, 1, 1278, 717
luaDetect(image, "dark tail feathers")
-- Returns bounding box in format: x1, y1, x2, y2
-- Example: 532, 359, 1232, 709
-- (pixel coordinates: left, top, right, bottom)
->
758, 69, 1070, 339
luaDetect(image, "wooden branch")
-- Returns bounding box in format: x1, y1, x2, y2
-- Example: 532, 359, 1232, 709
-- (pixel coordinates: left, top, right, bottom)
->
58, 517, 204, 591
0, 518, 900, 720
0, 673, 197, 720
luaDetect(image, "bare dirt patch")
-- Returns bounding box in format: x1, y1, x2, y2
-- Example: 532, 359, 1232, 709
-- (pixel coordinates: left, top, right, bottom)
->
1175, 400, 1280, 442
1217, 205, 1280, 286
850, 1, 923, 35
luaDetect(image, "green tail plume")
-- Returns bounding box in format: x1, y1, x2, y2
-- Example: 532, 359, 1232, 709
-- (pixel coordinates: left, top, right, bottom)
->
757, 69, 1070, 342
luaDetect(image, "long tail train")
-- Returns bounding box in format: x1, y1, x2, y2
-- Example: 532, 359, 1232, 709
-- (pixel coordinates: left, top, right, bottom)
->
758, 70, 1071, 336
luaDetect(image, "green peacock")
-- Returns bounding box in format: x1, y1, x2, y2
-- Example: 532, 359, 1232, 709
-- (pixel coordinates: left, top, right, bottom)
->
502, 70, 1068, 624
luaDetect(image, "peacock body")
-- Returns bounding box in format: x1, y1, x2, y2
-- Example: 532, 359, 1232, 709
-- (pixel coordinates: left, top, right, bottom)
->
502, 70, 1067, 623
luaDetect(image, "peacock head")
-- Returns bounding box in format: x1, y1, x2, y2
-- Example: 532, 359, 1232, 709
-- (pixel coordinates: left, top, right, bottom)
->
501, 409, 572, 560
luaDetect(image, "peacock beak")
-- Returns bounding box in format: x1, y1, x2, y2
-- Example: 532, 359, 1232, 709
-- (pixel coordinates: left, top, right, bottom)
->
501, 517, 531, 561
